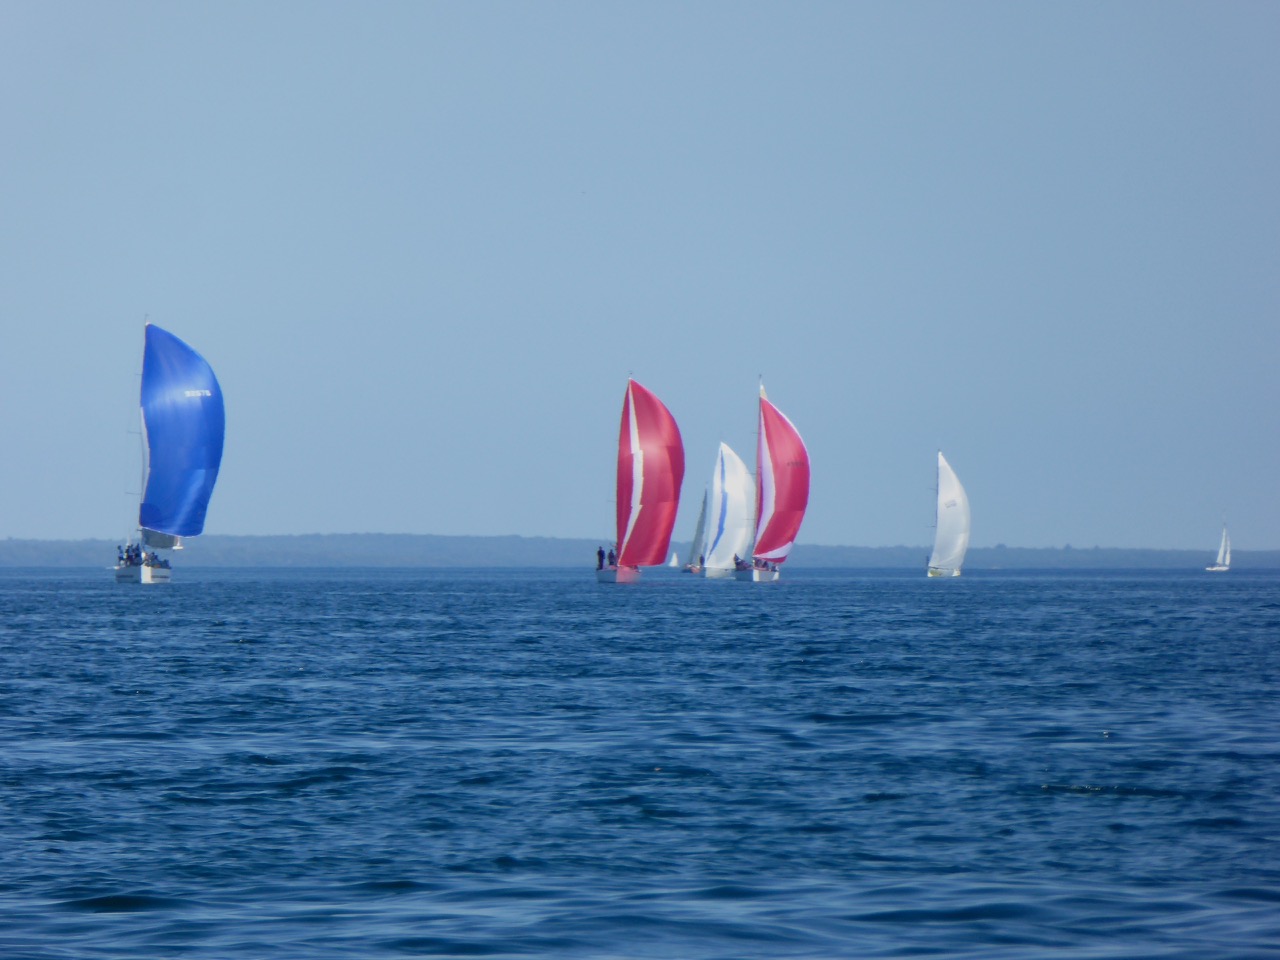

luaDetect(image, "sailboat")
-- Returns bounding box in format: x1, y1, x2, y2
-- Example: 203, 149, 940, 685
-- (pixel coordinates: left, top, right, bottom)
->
927, 451, 970, 577
114, 323, 225, 583
597, 379, 685, 583
682, 489, 708, 573
668, 552, 680, 568
702, 442, 755, 579
1206, 524, 1231, 572
735, 385, 809, 582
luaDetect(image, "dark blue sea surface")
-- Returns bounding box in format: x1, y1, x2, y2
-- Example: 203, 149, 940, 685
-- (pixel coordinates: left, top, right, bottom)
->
1, 567, 1277, 958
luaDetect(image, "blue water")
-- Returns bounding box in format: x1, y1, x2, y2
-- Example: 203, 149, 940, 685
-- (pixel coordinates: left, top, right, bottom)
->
1, 568, 1277, 958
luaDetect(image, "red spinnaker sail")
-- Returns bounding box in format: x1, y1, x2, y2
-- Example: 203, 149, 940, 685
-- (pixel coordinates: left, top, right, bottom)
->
752, 395, 809, 563
616, 380, 685, 567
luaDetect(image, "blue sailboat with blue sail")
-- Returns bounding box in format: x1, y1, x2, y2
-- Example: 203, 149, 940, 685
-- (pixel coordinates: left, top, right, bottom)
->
114, 323, 225, 583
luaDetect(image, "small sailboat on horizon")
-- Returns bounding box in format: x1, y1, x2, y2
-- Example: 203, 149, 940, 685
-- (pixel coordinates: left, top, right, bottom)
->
114, 323, 225, 584
927, 451, 970, 577
596, 379, 685, 584
736, 385, 809, 583
1206, 523, 1231, 572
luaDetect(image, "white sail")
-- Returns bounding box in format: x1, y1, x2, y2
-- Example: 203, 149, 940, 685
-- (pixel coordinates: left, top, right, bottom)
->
1206, 524, 1230, 572
927, 451, 970, 577
668, 551, 679, 567
703, 442, 756, 578
685, 490, 708, 570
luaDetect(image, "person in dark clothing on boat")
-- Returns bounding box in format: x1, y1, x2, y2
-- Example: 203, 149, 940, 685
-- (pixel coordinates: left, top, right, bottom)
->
596, 547, 605, 570
607, 548, 616, 567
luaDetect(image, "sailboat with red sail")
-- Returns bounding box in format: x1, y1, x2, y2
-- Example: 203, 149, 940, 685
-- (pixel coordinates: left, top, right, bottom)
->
736, 385, 809, 582
597, 379, 685, 583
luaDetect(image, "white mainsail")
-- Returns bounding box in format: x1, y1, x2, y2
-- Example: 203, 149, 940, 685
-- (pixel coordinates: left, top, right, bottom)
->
684, 490, 708, 571
927, 451, 970, 577
1206, 524, 1231, 572
703, 442, 756, 578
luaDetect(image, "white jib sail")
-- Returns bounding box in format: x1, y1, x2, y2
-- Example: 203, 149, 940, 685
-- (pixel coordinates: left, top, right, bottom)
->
704, 442, 756, 575
688, 490, 708, 566
928, 451, 970, 576
1217, 526, 1230, 568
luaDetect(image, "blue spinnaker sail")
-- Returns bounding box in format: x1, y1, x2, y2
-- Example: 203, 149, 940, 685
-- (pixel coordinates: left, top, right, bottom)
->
138, 324, 225, 539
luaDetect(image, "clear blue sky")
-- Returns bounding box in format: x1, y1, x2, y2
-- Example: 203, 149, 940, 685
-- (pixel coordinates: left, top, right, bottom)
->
2, 1, 1276, 550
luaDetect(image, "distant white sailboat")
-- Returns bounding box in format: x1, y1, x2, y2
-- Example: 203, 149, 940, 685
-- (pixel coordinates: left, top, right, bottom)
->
1206, 524, 1231, 572
668, 551, 679, 568
927, 451, 969, 578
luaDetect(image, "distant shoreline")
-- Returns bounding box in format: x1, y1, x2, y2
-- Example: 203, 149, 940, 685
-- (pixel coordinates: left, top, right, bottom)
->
2, 534, 1277, 569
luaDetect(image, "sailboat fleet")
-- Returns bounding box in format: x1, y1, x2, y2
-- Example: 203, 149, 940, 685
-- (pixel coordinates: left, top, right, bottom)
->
599, 381, 810, 584
102, 327, 1239, 582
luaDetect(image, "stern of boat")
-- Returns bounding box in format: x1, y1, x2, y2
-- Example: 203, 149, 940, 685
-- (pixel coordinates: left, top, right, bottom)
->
113, 564, 141, 583
596, 566, 641, 584
141, 564, 172, 584
734, 567, 779, 582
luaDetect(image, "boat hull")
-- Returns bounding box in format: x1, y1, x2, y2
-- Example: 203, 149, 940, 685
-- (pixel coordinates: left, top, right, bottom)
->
703, 566, 736, 579
143, 564, 172, 584
114, 563, 172, 584
1205, 565, 1229, 573
596, 566, 641, 584
927, 567, 961, 578
114, 564, 140, 583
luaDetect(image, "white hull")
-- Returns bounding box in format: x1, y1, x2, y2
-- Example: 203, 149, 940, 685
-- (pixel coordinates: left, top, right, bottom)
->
703, 566, 736, 579
596, 566, 641, 584
144, 564, 172, 583
1205, 565, 1229, 573
927, 567, 961, 578
733, 567, 780, 582
114, 563, 171, 584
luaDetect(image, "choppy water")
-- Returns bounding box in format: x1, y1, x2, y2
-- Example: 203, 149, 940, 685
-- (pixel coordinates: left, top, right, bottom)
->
0, 567, 1277, 958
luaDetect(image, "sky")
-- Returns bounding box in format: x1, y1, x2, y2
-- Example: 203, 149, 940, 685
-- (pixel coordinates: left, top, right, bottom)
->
1, 1, 1276, 551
